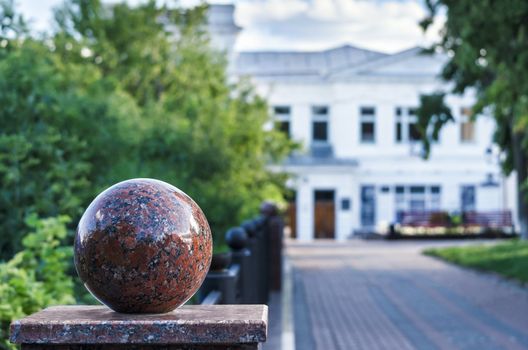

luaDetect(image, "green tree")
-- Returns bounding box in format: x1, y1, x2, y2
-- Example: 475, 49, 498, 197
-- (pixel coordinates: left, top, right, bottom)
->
417, 0, 528, 239
0, 37, 139, 259
52, 0, 293, 239
0, 215, 75, 350
0, 0, 292, 256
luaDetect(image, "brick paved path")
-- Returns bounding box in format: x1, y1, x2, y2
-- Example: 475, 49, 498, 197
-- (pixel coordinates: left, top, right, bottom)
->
289, 240, 528, 350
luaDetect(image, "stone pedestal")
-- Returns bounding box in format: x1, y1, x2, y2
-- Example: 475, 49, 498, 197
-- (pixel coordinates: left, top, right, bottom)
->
10, 305, 267, 350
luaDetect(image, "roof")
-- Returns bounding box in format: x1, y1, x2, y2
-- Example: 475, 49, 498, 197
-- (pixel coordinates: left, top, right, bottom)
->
235, 45, 387, 77
331, 47, 448, 78
234, 45, 447, 80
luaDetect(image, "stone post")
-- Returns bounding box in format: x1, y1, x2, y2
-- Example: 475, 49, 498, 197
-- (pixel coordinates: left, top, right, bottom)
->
231, 248, 253, 303
10, 180, 268, 349
200, 264, 240, 304
244, 235, 262, 304
225, 227, 255, 304
260, 202, 283, 292
10, 305, 267, 350
242, 218, 268, 304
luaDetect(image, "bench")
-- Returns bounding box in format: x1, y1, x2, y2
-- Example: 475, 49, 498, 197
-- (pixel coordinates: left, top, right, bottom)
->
399, 211, 451, 228
394, 210, 515, 236
462, 211, 514, 232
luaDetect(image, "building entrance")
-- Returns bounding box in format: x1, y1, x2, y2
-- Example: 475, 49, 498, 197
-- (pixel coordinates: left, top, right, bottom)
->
314, 190, 335, 239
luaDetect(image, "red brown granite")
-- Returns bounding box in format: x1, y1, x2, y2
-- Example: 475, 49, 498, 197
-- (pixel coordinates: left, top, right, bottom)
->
74, 179, 212, 314
20, 346, 259, 349
10, 305, 267, 348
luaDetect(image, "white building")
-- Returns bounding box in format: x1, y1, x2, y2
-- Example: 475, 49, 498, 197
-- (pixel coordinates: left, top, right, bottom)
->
209, 5, 517, 240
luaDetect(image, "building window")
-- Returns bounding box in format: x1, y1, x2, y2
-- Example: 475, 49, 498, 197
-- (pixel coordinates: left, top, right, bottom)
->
396, 121, 402, 142
361, 185, 376, 227
361, 122, 375, 142
360, 106, 376, 143
274, 106, 290, 115
460, 107, 475, 143
461, 185, 476, 212
312, 121, 328, 141
312, 105, 329, 142
360, 107, 375, 116
273, 106, 291, 137
409, 123, 421, 141
430, 186, 441, 209
312, 106, 328, 116
276, 120, 290, 135
395, 107, 421, 143
394, 185, 442, 222
409, 186, 426, 211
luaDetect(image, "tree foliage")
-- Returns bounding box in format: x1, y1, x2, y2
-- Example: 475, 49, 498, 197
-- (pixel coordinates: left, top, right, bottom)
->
0, 215, 75, 350
418, 0, 528, 238
0, 0, 293, 259
415, 92, 453, 157
0, 39, 135, 258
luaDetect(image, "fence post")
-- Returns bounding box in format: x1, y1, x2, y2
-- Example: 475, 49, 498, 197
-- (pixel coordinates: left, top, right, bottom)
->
226, 227, 255, 304
260, 202, 283, 292
256, 216, 270, 304
10, 305, 267, 350
242, 217, 268, 304
199, 264, 240, 304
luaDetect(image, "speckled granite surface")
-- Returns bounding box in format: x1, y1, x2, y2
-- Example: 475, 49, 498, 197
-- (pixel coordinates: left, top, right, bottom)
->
75, 179, 212, 314
10, 305, 267, 346
20, 345, 260, 349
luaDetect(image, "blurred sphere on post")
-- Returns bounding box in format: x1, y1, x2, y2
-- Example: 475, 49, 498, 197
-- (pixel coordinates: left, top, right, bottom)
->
74, 178, 212, 314
225, 227, 248, 251
260, 201, 278, 217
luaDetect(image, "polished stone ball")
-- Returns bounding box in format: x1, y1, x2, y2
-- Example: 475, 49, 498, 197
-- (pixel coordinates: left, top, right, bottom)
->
74, 178, 212, 314
225, 227, 248, 251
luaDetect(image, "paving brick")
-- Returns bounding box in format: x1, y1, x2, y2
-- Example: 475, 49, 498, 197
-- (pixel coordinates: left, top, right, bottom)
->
287, 240, 528, 350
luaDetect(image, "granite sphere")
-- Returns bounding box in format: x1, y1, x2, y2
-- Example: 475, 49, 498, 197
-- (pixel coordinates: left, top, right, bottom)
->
74, 178, 212, 314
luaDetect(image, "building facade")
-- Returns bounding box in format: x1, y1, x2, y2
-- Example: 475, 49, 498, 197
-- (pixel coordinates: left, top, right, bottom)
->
209, 5, 517, 240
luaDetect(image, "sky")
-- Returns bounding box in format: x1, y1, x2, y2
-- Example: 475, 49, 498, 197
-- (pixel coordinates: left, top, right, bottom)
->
16, 0, 444, 53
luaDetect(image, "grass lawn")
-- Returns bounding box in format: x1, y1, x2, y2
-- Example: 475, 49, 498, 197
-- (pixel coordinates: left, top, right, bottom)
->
424, 239, 528, 284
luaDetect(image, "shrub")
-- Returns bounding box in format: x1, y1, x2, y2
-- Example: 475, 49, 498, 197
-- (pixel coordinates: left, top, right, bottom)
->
0, 215, 75, 350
